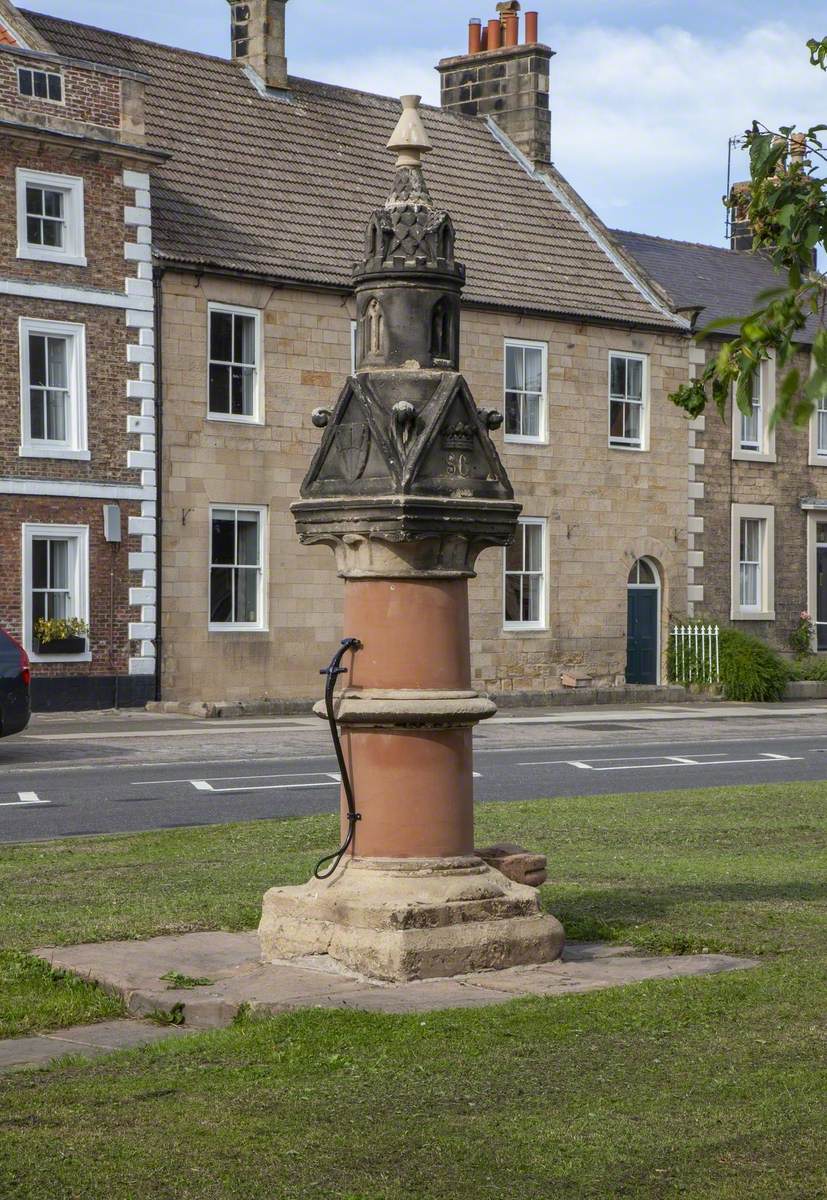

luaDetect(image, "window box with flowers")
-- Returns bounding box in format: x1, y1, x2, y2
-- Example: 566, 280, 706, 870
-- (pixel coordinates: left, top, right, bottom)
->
33, 616, 88, 656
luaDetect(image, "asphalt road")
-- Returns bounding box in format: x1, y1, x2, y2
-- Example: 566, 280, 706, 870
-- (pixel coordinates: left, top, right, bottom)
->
2, 704, 827, 842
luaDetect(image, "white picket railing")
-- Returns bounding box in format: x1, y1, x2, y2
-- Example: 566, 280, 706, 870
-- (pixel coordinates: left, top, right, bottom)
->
672, 624, 720, 685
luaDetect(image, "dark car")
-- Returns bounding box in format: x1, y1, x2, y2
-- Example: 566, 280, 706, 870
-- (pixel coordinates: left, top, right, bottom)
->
0, 627, 31, 737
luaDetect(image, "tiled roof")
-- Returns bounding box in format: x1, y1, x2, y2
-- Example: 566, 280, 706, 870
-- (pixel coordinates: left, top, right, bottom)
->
0, 24, 17, 44
23, 10, 682, 330
613, 228, 823, 345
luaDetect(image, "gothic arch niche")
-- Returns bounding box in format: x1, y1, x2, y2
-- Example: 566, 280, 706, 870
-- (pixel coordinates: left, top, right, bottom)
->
430, 297, 452, 363
365, 216, 383, 260
438, 218, 455, 262
364, 297, 384, 357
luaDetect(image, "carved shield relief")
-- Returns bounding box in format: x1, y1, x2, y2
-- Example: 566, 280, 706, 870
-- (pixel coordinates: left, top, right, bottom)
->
333, 420, 371, 483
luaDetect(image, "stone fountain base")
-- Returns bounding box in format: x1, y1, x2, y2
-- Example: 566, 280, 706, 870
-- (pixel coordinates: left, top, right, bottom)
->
259, 855, 565, 982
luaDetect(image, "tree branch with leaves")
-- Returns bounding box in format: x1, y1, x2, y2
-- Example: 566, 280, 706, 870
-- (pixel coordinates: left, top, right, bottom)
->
669, 38, 827, 428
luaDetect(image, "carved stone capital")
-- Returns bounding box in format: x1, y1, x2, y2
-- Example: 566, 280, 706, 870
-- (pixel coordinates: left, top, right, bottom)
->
292, 495, 521, 579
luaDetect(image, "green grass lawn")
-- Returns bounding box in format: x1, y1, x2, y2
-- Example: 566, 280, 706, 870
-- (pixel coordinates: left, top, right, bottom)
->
0, 783, 825, 1199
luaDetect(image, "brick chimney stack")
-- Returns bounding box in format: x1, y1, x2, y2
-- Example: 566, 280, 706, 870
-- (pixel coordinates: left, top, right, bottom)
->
227, 0, 288, 90
437, 4, 554, 169
728, 181, 753, 252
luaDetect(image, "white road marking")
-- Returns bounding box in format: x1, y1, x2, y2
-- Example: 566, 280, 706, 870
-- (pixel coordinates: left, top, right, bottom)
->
187, 771, 344, 795
190, 779, 340, 794
523, 752, 803, 773
0, 791, 50, 807
132, 770, 342, 787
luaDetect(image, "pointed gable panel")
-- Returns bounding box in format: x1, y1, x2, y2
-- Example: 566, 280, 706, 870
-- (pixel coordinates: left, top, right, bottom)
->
406, 377, 513, 501
301, 379, 398, 498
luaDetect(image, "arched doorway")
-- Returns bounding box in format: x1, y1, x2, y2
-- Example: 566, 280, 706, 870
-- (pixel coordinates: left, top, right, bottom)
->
626, 558, 660, 684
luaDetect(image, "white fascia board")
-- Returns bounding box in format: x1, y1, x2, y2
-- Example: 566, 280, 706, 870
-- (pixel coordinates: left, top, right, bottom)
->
484, 118, 689, 331
0, 477, 152, 500
0, 277, 150, 310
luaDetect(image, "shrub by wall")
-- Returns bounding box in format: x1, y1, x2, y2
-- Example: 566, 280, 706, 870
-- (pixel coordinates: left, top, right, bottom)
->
669, 623, 790, 702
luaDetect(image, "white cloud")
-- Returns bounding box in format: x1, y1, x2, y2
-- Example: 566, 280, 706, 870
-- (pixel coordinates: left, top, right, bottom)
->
553, 21, 825, 181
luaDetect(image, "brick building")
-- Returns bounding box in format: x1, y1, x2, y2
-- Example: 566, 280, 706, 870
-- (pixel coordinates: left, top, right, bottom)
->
0, 0, 164, 708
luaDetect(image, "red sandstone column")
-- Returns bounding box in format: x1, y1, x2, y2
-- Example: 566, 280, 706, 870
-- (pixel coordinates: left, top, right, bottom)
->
340, 577, 474, 858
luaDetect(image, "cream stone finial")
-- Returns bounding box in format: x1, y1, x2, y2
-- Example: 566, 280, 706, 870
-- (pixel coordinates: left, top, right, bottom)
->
387, 95, 433, 167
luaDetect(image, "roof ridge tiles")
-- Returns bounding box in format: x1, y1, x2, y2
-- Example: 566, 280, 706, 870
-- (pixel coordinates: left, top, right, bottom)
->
23, 8, 495, 128
611, 227, 743, 256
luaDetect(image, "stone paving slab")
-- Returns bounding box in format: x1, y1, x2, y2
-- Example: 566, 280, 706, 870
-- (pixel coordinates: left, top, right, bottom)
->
34, 933, 760, 1031
0, 1020, 191, 1073
0, 936, 760, 1072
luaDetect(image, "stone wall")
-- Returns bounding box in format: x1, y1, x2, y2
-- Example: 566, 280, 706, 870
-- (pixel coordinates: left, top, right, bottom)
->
160, 270, 691, 703
692, 342, 825, 649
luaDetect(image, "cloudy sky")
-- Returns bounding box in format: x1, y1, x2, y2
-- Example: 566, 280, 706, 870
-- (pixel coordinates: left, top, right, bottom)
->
23, 1, 826, 245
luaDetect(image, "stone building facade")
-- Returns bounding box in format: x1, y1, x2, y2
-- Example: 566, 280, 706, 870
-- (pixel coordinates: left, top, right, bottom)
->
158, 273, 690, 702
0, 1, 163, 708
688, 344, 823, 652
616, 231, 826, 657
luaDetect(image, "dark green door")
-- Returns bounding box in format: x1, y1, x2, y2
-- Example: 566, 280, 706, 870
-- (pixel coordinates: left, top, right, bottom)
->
626, 588, 658, 684
818, 545, 827, 651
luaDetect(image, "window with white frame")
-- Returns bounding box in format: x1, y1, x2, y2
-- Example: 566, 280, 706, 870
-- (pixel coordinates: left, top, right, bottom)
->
738, 372, 761, 451
503, 517, 546, 630
17, 66, 63, 102
209, 506, 267, 630
731, 503, 775, 620
739, 518, 762, 609
19, 318, 87, 459
809, 392, 827, 465
207, 305, 262, 422
807, 514, 827, 651
731, 357, 776, 462
22, 524, 89, 659
16, 169, 85, 266
609, 352, 647, 449
504, 340, 547, 443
